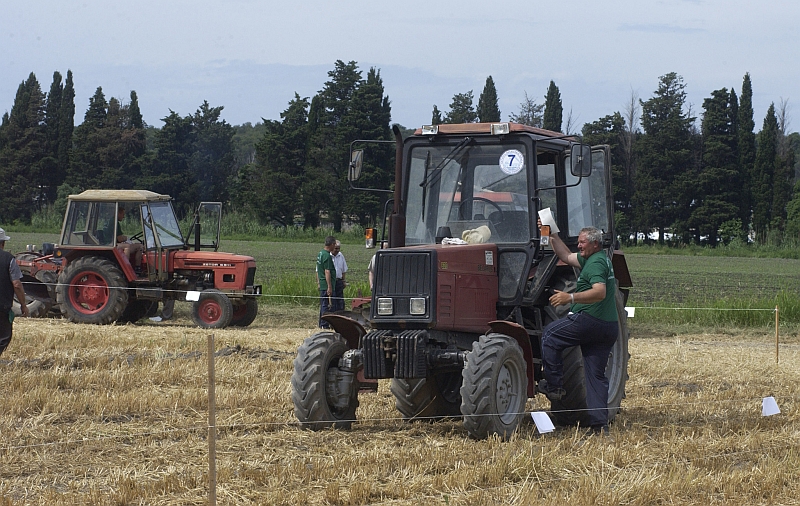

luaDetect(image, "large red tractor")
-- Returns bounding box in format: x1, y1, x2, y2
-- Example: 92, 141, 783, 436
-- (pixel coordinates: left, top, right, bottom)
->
291, 123, 632, 439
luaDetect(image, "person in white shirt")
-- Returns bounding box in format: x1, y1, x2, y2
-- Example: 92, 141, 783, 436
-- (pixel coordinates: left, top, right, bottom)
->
331, 240, 348, 312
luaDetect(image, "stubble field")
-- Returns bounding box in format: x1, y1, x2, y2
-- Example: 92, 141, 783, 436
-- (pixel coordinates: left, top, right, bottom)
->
3, 235, 800, 504
1, 305, 799, 505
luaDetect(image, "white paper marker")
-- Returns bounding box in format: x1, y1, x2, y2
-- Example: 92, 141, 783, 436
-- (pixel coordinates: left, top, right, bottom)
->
186, 291, 201, 302
762, 396, 780, 416
530, 412, 556, 434
537, 208, 560, 234
625, 307, 635, 318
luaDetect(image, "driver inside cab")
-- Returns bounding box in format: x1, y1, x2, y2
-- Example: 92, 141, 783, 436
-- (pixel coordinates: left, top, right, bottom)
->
113, 207, 144, 274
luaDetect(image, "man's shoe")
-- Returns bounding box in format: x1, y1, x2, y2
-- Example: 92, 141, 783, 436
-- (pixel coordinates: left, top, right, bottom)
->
537, 380, 566, 401
586, 425, 610, 436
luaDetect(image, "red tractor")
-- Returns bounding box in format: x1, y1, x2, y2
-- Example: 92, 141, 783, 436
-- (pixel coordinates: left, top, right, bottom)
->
291, 123, 632, 439
15, 190, 261, 329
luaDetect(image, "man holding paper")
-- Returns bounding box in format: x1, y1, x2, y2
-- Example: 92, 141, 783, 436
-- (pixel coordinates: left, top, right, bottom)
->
537, 219, 618, 435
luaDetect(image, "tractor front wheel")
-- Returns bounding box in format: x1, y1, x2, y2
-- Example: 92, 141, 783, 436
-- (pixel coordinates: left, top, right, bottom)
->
57, 256, 128, 324
191, 289, 234, 329
291, 332, 359, 430
460, 333, 527, 440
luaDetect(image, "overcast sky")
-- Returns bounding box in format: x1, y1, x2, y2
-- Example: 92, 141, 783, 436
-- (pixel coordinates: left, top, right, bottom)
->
3, 0, 798, 133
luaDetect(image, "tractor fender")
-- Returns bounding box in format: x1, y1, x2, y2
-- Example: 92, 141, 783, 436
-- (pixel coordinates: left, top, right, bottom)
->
322, 314, 367, 349
488, 320, 536, 398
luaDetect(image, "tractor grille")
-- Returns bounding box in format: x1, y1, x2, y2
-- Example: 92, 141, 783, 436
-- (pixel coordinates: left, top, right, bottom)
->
372, 250, 435, 322
246, 267, 256, 287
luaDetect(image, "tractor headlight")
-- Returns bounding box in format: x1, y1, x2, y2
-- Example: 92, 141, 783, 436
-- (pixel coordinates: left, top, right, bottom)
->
409, 297, 426, 315
377, 298, 393, 315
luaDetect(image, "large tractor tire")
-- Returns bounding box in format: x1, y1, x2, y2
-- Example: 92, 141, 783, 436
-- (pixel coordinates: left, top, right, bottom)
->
549, 288, 630, 426
291, 332, 359, 430
57, 256, 128, 325
191, 289, 233, 329
391, 372, 463, 421
12, 292, 51, 318
460, 333, 528, 440
230, 298, 258, 327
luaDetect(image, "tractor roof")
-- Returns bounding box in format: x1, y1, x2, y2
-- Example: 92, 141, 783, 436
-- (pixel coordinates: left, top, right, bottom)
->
413, 122, 571, 140
68, 189, 172, 202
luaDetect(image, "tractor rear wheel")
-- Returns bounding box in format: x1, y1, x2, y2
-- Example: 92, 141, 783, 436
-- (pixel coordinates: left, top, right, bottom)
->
291, 332, 359, 430
460, 333, 527, 440
230, 298, 258, 327
57, 256, 128, 324
191, 289, 233, 329
391, 372, 462, 421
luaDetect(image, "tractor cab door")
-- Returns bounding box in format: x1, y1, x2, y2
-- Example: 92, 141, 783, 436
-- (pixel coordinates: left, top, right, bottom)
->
186, 202, 222, 251
563, 145, 613, 247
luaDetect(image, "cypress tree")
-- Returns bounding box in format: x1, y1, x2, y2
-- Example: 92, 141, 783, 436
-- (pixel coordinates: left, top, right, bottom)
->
737, 73, 756, 236
543, 81, 563, 132
129, 90, 144, 130
634, 72, 696, 243
752, 104, 777, 242
431, 105, 442, 125
57, 70, 75, 186
690, 88, 739, 246
477, 76, 501, 122
43, 71, 63, 203
0, 73, 46, 221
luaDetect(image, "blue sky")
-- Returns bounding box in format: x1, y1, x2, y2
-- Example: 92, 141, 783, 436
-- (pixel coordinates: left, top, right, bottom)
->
3, 0, 798, 132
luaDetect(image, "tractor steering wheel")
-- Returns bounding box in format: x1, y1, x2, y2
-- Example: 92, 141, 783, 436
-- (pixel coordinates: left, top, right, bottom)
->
458, 196, 505, 225
129, 231, 144, 243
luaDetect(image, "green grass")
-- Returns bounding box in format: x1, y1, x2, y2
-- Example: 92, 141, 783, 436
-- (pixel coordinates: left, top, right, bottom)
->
7, 231, 799, 325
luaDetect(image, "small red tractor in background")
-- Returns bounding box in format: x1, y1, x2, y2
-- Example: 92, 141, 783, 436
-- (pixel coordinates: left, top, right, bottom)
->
14, 190, 261, 329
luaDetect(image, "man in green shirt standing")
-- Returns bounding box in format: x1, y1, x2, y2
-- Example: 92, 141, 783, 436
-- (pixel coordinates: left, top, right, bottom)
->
538, 225, 619, 434
316, 235, 337, 329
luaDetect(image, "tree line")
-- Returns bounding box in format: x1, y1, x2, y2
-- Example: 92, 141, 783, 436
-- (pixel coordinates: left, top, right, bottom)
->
431, 72, 800, 246
1, 63, 799, 246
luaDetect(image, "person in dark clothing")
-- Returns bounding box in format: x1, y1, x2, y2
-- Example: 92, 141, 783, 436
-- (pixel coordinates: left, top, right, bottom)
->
315, 236, 336, 328
0, 228, 29, 356
537, 224, 619, 435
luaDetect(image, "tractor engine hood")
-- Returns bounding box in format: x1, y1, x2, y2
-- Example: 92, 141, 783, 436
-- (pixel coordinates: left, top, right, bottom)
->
171, 250, 256, 268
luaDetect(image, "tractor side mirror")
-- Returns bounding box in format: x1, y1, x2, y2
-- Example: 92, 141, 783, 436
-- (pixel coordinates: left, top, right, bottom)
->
349, 149, 364, 181
569, 144, 592, 178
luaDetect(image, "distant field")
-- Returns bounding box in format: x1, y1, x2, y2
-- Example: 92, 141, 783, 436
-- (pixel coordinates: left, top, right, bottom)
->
8, 232, 800, 323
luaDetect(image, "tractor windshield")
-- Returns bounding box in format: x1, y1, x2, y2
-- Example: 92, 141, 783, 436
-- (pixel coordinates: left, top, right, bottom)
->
405, 142, 530, 245
145, 201, 184, 248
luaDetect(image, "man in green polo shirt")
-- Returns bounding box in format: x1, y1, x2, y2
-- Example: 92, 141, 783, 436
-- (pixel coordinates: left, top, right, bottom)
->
316, 235, 336, 329
538, 225, 619, 434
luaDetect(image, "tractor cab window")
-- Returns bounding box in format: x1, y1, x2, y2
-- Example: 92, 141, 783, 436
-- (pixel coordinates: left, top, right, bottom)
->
61, 201, 117, 246
405, 142, 530, 245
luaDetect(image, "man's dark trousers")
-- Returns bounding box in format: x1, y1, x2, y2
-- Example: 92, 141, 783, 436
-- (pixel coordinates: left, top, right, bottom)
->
542, 312, 618, 427
319, 290, 332, 329
333, 279, 345, 312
